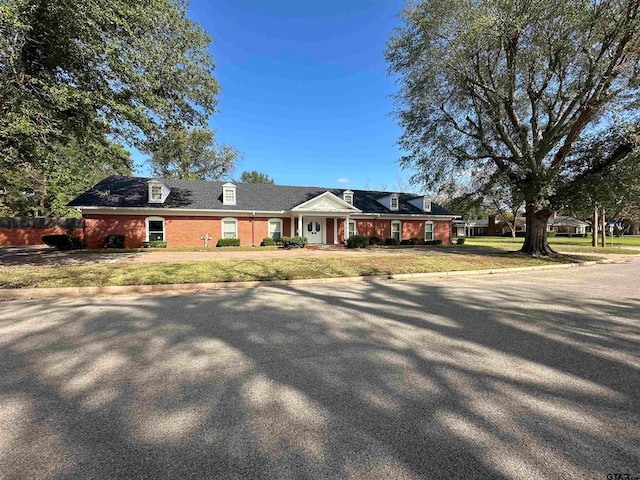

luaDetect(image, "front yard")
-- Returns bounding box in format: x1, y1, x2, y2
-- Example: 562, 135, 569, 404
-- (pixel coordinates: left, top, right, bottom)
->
0, 251, 582, 289
458, 235, 640, 254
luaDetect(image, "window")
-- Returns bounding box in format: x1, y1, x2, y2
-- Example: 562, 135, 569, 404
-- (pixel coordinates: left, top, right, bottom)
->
348, 220, 356, 237
268, 218, 282, 239
146, 217, 165, 241
222, 218, 238, 239
391, 221, 401, 241
151, 185, 162, 201
423, 198, 432, 212
390, 195, 399, 211
477, 227, 484, 234
222, 183, 236, 205
343, 191, 353, 205
425, 221, 434, 241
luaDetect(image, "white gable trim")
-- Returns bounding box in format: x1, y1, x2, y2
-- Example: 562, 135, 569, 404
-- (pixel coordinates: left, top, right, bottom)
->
290, 191, 361, 213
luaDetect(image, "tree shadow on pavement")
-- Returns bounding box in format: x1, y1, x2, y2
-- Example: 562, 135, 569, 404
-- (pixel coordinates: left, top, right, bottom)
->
0, 269, 638, 479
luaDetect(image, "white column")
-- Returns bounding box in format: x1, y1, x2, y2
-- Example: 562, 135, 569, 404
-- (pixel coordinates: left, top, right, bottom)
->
344, 215, 350, 241
333, 217, 338, 244
290, 217, 294, 237
298, 215, 303, 237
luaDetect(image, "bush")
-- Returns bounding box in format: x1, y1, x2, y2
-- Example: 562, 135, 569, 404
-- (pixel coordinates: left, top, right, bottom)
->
261, 237, 275, 246
384, 237, 400, 246
42, 234, 84, 250
456, 237, 466, 245
346, 235, 369, 248
282, 236, 307, 248
399, 239, 413, 245
547, 230, 557, 237
104, 234, 125, 249
142, 240, 167, 248
368, 236, 384, 246
424, 239, 443, 246
217, 238, 240, 247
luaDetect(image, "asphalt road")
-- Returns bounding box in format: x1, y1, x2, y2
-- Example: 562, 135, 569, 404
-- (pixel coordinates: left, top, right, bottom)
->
0, 260, 638, 479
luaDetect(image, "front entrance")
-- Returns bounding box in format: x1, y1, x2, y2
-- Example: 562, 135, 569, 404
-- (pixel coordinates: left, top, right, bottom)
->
304, 218, 325, 244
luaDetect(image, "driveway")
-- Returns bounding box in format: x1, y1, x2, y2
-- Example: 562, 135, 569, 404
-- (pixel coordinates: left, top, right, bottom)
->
0, 261, 638, 479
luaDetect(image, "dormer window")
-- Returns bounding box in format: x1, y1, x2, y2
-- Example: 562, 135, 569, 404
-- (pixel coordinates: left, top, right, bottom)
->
222, 182, 236, 205
148, 180, 168, 204
390, 194, 399, 211
424, 198, 432, 212
343, 190, 353, 205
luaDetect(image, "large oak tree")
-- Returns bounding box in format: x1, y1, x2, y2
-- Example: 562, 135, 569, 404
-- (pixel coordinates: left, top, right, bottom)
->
0, 0, 222, 215
386, 0, 640, 255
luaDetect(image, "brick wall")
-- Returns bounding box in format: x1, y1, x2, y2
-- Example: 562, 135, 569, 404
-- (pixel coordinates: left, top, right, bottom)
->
81, 214, 454, 248
0, 228, 83, 246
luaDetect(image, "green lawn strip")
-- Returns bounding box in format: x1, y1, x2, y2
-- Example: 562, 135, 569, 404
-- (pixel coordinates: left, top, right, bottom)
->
458, 237, 640, 254
0, 253, 577, 289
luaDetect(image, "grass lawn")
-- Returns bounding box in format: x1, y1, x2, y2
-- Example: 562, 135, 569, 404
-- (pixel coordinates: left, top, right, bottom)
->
69, 246, 280, 254
0, 253, 585, 289
458, 235, 640, 254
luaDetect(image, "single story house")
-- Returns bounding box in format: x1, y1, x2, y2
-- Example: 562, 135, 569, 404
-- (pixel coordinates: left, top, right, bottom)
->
68, 176, 459, 248
454, 214, 590, 236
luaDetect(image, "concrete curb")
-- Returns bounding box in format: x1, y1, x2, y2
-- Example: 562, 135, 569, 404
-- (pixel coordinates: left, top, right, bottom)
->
0, 258, 618, 300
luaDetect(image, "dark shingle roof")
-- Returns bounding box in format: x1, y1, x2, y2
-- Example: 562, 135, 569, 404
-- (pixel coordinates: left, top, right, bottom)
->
68, 175, 454, 216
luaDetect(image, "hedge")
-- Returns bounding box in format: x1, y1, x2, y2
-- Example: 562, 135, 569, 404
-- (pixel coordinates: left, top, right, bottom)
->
346, 235, 369, 248
142, 240, 167, 248
41, 234, 84, 250
217, 238, 240, 247
281, 236, 307, 248
104, 234, 125, 249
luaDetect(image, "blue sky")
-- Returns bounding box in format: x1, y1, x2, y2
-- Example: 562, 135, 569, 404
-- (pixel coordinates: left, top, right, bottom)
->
136, 0, 412, 190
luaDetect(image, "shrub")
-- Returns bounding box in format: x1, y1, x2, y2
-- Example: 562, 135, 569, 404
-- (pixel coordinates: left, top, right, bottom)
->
217, 238, 240, 247
104, 234, 125, 249
368, 236, 384, 246
282, 236, 307, 248
385, 237, 400, 246
261, 237, 275, 246
456, 237, 466, 245
42, 234, 84, 250
424, 239, 443, 245
547, 230, 557, 237
346, 235, 369, 248
142, 240, 167, 248
399, 239, 413, 245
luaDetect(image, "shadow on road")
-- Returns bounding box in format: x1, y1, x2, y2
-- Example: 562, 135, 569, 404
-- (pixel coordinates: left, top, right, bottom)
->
0, 271, 638, 478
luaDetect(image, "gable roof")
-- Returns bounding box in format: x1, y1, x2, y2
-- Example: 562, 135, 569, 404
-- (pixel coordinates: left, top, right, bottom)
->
68, 175, 455, 216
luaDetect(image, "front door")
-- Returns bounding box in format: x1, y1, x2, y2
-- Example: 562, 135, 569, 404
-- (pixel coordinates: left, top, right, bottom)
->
304, 218, 324, 244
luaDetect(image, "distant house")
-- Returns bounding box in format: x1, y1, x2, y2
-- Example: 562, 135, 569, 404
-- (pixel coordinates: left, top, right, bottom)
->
454, 214, 590, 237
66, 176, 459, 248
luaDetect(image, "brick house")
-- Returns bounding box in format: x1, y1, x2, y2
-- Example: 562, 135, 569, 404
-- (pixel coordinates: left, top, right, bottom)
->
67, 176, 458, 249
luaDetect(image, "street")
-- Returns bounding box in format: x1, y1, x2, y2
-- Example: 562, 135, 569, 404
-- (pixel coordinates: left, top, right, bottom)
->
0, 260, 638, 479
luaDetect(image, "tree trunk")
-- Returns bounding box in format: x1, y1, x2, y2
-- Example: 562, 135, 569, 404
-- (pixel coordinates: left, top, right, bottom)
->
592, 207, 598, 247
600, 208, 606, 247
521, 201, 555, 256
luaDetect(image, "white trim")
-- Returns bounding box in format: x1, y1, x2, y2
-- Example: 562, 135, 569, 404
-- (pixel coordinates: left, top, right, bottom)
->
303, 217, 326, 244
268, 218, 283, 239
391, 220, 402, 241
348, 219, 356, 238
221, 217, 238, 239
389, 194, 399, 211
424, 221, 434, 241
222, 183, 236, 206
343, 190, 354, 205
145, 216, 165, 242
291, 191, 360, 213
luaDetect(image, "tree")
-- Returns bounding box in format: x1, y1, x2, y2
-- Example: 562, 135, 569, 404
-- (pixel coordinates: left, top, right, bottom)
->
0, 0, 221, 215
239, 170, 275, 184
149, 127, 240, 181
387, 0, 640, 255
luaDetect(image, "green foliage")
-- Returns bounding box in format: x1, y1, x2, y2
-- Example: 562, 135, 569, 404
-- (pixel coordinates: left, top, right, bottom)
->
385, 238, 400, 246
149, 127, 240, 181
142, 241, 168, 248
386, 0, 640, 254
368, 236, 384, 246
41, 234, 84, 250
104, 234, 125, 249
216, 238, 240, 247
282, 236, 307, 248
547, 230, 557, 237
346, 235, 369, 248
239, 170, 275, 184
425, 239, 442, 246
456, 237, 466, 245
261, 237, 275, 246
1, 0, 222, 215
